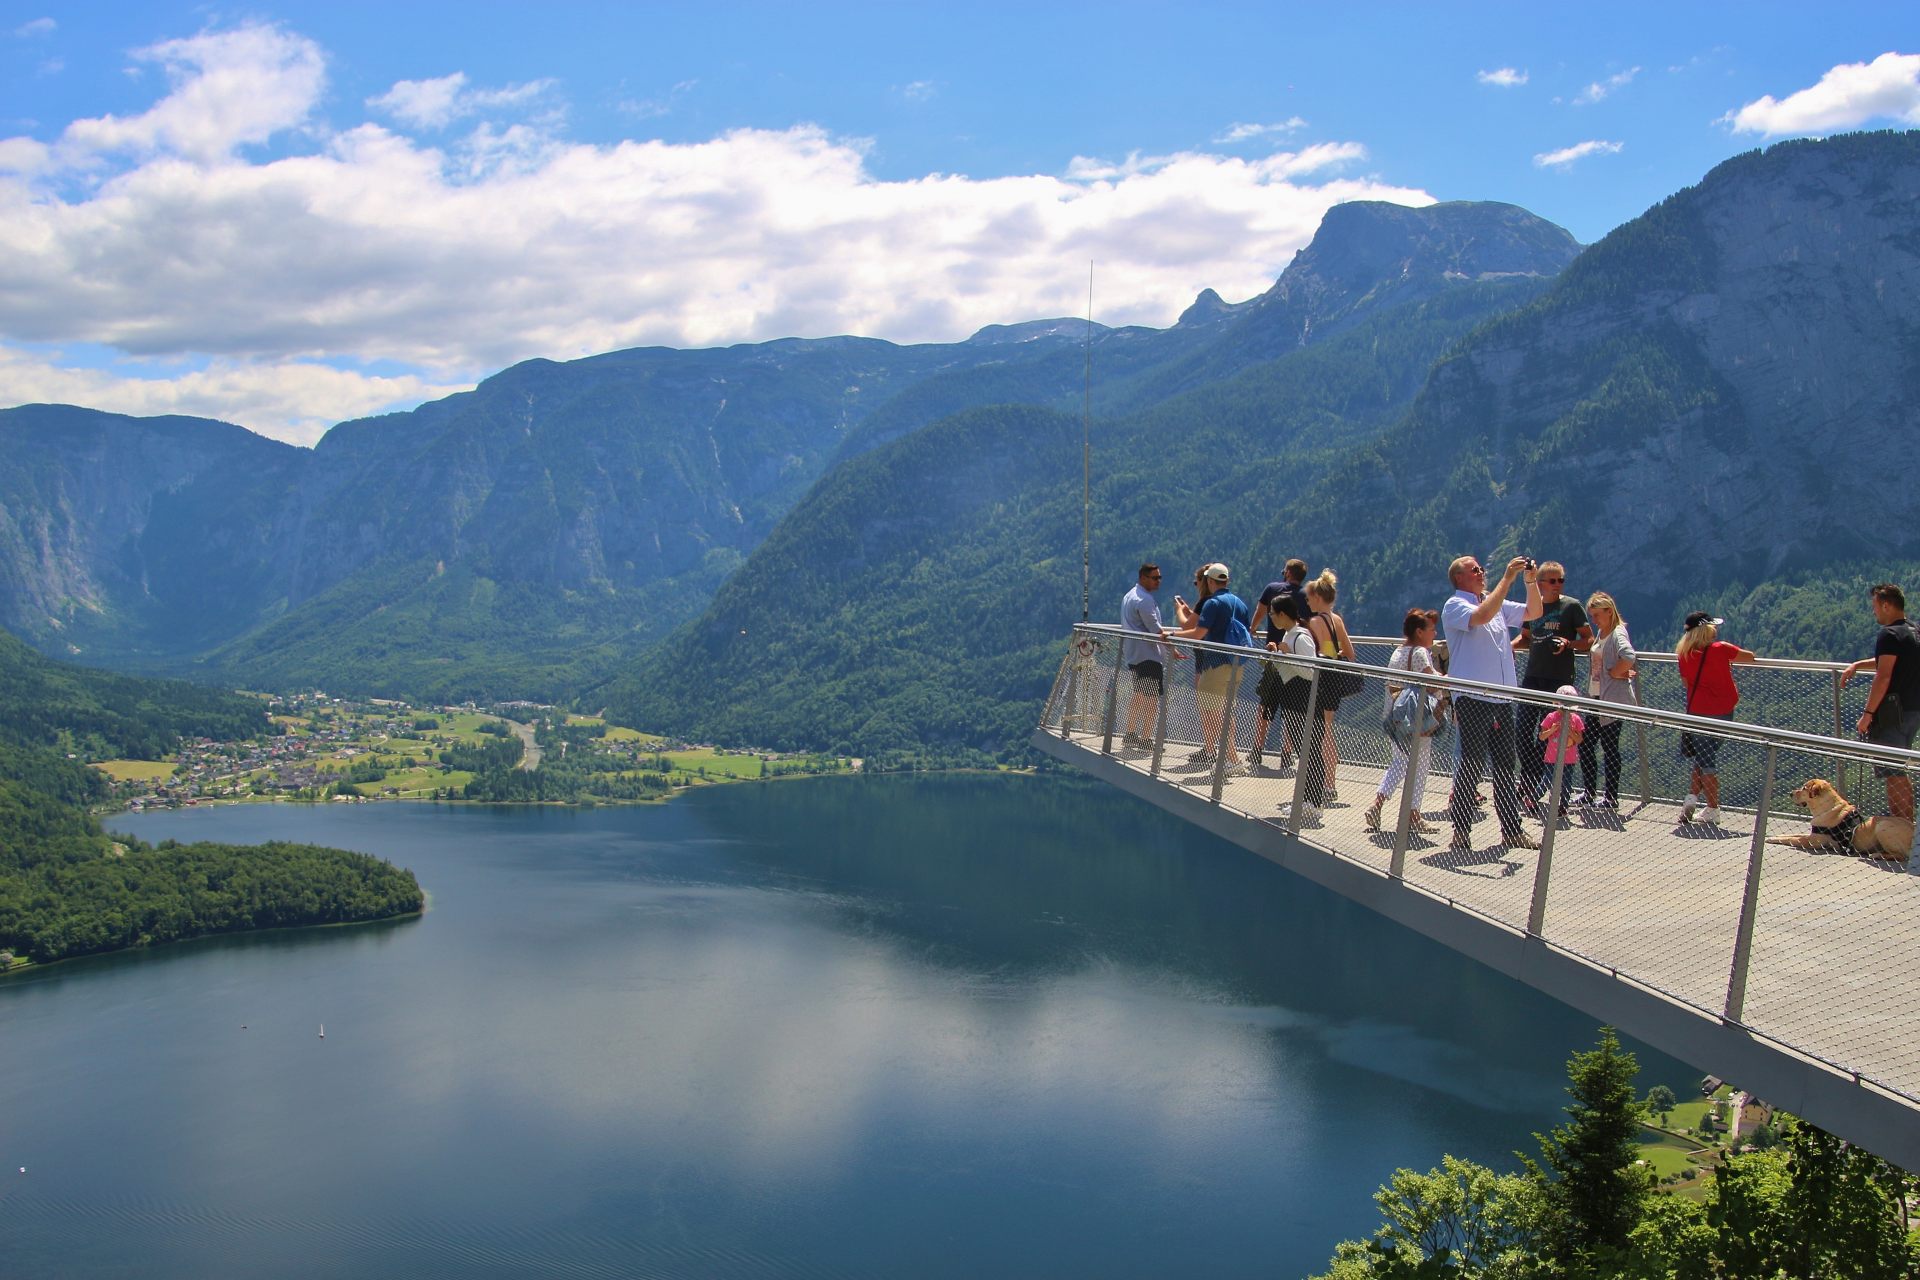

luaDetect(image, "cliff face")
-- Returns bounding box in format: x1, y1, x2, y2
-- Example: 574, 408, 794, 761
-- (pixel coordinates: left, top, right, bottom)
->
0, 407, 301, 655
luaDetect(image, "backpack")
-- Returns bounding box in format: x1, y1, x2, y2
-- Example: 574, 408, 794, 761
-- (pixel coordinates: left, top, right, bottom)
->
1383, 685, 1426, 751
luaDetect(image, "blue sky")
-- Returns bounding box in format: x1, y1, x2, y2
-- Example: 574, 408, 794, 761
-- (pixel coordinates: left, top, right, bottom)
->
2, 2, 1915, 441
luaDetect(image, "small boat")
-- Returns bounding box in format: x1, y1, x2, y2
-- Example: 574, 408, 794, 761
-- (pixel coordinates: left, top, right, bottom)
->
318, 1024, 325, 1039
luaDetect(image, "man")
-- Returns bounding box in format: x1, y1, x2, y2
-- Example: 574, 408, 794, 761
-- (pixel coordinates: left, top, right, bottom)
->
1120, 563, 1176, 749
1249, 558, 1309, 769
1512, 561, 1593, 806
1166, 562, 1254, 774
1441, 554, 1544, 851
1843, 583, 1920, 869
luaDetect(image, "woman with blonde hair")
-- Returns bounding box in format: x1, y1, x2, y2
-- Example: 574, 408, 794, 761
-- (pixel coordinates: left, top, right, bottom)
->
1305, 569, 1358, 802
1582, 592, 1637, 809
1675, 611, 1757, 825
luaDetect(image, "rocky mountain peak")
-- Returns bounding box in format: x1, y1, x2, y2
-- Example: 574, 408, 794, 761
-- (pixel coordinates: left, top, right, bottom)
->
1269, 200, 1581, 312
1175, 288, 1240, 327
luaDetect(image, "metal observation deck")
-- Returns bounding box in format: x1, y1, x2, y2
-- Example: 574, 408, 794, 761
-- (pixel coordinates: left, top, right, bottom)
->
1034, 623, 1920, 1168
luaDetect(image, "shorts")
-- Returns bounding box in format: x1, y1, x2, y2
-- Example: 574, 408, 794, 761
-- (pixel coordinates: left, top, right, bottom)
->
1196, 662, 1240, 715
1129, 660, 1165, 695
1869, 706, 1920, 778
1679, 712, 1732, 774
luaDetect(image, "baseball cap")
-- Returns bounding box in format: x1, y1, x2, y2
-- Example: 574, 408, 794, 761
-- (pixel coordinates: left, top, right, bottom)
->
1683, 611, 1724, 631
1202, 563, 1230, 583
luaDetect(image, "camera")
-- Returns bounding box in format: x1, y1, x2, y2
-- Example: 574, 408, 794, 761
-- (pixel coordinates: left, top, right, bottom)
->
1524, 558, 1537, 571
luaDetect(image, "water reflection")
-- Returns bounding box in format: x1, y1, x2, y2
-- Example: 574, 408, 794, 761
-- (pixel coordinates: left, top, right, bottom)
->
0, 776, 1693, 1279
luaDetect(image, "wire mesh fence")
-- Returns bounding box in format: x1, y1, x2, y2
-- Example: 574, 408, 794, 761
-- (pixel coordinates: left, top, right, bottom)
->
1041, 622, 1920, 1105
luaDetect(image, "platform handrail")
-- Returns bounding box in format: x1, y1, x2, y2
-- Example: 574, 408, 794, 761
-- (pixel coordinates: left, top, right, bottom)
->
1069, 622, 1920, 771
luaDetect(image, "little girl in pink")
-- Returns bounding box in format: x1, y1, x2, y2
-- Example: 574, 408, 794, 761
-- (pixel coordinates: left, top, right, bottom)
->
1538, 685, 1586, 818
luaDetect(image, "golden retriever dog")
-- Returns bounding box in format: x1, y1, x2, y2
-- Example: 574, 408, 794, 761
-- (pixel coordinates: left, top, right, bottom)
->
1766, 778, 1914, 860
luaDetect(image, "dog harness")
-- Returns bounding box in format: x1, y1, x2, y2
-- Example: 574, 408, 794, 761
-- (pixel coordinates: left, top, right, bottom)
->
1811, 809, 1865, 849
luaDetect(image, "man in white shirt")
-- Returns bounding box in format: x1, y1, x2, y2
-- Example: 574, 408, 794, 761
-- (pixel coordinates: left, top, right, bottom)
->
1441, 554, 1543, 852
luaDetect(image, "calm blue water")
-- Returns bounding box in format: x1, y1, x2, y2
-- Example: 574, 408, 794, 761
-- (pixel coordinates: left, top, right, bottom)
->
2, 774, 1688, 1277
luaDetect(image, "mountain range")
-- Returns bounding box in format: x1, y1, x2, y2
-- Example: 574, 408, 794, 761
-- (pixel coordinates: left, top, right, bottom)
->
3, 131, 1916, 757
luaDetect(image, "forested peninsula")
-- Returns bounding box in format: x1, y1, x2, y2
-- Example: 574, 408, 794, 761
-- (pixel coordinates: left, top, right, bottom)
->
0, 632, 423, 967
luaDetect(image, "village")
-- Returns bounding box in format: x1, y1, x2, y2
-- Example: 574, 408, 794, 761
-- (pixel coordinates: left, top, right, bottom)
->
90, 692, 851, 811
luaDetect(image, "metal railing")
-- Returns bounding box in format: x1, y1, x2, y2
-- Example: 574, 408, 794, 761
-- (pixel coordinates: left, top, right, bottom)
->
1041, 623, 1920, 1107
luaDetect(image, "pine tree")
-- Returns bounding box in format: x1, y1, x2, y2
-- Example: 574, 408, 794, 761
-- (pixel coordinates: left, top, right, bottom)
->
1526, 1026, 1652, 1265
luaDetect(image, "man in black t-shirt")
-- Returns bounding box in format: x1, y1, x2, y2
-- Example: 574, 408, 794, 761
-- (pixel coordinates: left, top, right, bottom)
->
1844, 583, 1920, 841
1512, 560, 1592, 805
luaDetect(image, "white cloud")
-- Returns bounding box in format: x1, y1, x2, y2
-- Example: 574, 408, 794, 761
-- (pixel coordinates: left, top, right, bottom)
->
57, 25, 324, 164
897, 80, 936, 103
618, 78, 697, 119
0, 347, 467, 446
1477, 68, 1528, 88
1215, 117, 1308, 143
1722, 51, 1920, 136
1533, 139, 1624, 168
12, 17, 55, 38
368, 71, 556, 131
1574, 66, 1641, 104
0, 23, 1433, 441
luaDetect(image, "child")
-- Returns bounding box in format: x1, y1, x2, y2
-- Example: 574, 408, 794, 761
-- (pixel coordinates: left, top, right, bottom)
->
1537, 685, 1585, 818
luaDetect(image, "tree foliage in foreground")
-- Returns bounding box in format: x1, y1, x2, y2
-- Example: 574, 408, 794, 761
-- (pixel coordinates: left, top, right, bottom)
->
1312, 1026, 1920, 1279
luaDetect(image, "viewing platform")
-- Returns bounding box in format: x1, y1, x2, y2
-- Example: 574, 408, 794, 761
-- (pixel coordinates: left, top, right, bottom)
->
1035, 623, 1920, 1167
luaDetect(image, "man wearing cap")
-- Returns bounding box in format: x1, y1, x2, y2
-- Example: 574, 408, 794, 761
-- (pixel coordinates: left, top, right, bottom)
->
1440, 554, 1543, 851
1167, 563, 1254, 774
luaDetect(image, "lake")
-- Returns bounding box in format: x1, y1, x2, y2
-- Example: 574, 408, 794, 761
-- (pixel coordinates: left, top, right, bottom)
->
1, 774, 1688, 1277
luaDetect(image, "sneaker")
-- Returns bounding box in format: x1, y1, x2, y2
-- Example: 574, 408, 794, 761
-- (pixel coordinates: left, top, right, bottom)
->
1363, 802, 1383, 832
1449, 829, 1474, 853
1680, 795, 1699, 823
1411, 816, 1438, 834
1294, 803, 1322, 828
1593, 796, 1619, 810
1186, 750, 1216, 766
1222, 761, 1249, 778
1701, 806, 1721, 825
1568, 789, 1592, 808
1503, 829, 1541, 850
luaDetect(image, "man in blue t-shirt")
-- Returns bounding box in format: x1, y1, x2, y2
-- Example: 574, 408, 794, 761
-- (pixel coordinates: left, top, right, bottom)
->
1167, 562, 1253, 773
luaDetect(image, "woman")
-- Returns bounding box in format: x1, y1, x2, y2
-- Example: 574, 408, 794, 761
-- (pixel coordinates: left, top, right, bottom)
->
1675, 611, 1757, 825
1265, 596, 1325, 824
1582, 592, 1638, 809
1305, 570, 1357, 802
1367, 608, 1440, 833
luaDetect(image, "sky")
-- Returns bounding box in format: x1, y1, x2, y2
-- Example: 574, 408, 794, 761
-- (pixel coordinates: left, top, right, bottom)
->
1, 2, 1916, 445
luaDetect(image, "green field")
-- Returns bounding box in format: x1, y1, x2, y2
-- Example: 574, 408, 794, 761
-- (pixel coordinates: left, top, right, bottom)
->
659, 747, 765, 779
92, 759, 178, 783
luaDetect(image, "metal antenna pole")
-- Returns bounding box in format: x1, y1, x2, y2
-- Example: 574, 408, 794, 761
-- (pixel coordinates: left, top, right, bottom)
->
1081, 262, 1094, 623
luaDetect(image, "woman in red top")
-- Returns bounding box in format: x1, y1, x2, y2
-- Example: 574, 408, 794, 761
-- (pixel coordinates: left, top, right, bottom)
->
1674, 611, 1757, 825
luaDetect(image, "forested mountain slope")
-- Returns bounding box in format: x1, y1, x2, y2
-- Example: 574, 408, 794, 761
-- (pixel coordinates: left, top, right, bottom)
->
0, 625, 266, 758
599, 275, 1557, 755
